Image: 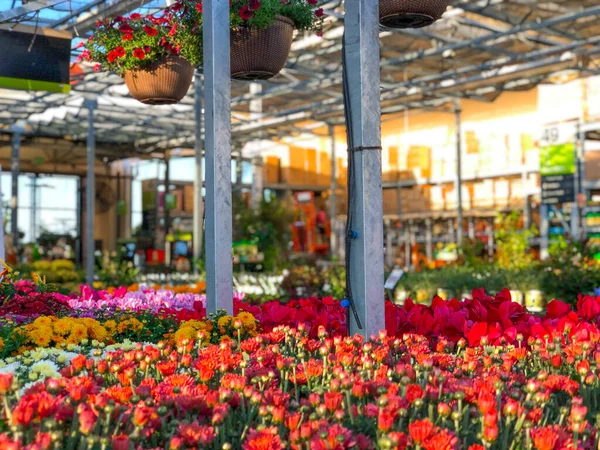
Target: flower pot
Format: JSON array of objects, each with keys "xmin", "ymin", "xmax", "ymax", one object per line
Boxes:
[
  {"xmin": 525, "ymin": 290, "xmax": 545, "ymax": 313},
  {"xmin": 379, "ymin": 0, "xmax": 450, "ymax": 29},
  {"xmin": 124, "ymin": 55, "xmax": 194, "ymax": 105},
  {"xmin": 509, "ymin": 290, "xmax": 524, "ymax": 306},
  {"xmin": 231, "ymin": 15, "xmax": 294, "ymax": 81}
]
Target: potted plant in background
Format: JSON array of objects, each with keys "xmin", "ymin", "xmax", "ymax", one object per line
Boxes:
[
  {"xmin": 82, "ymin": 13, "xmax": 200, "ymax": 104},
  {"xmin": 176, "ymin": 0, "xmax": 325, "ymax": 80}
]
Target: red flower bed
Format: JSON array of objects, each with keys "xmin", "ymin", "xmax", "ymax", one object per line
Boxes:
[
  {"xmin": 2, "ymin": 325, "xmax": 600, "ymax": 449},
  {"xmin": 235, "ymin": 296, "xmax": 348, "ymax": 338},
  {"xmin": 386, "ymin": 289, "xmax": 600, "ymax": 348}
]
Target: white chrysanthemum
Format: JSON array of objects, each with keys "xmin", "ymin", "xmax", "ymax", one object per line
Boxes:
[
  {"xmin": 31, "ymin": 361, "xmax": 61, "ymax": 378},
  {"xmin": 0, "ymin": 362, "xmax": 20, "ymax": 374}
]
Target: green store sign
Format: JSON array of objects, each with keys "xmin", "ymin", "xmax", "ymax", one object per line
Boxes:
[{"xmin": 539, "ymin": 143, "xmax": 576, "ymax": 176}]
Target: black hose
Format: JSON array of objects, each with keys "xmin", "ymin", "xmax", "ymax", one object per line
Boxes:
[{"xmin": 341, "ymin": 28, "xmax": 363, "ymax": 330}]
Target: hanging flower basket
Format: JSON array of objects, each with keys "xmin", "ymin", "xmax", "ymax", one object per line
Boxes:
[
  {"xmin": 124, "ymin": 55, "xmax": 194, "ymax": 105},
  {"xmin": 230, "ymin": 15, "xmax": 295, "ymax": 81},
  {"xmin": 379, "ymin": 0, "xmax": 450, "ymax": 29}
]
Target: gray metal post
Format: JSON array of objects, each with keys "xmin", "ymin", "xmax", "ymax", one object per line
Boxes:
[
  {"xmin": 486, "ymin": 219, "xmax": 494, "ymax": 260},
  {"xmin": 403, "ymin": 223, "xmax": 411, "ymax": 269},
  {"xmin": 467, "ymin": 217, "xmax": 475, "ymax": 240},
  {"xmin": 251, "ymin": 157, "xmax": 263, "ymax": 209},
  {"xmin": 540, "ymin": 204, "xmax": 549, "ymax": 260},
  {"xmin": 164, "ymin": 155, "xmax": 170, "ymax": 243},
  {"xmin": 84, "ymin": 98, "xmax": 97, "ymax": 286},
  {"xmin": 204, "ymin": 0, "xmax": 233, "ymax": 314},
  {"xmin": 345, "ymin": 0, "xmax": 384, "ymax": 337},
  {"xmin": 425, "ymin": 218, "xmax": 433, "ymax": 262},
  {"xmin": 329, "ymin": 124, "xmax": 337, "ymax": 256},
  {"xmin": 454, "ymin": 101, "xmax": 464, "ymax": 247},
  {"xmin": 193, "ymin": 72, "xmax": 205, "ymax": 273},
  {"xmin": 10, "ymin": 131, "xmax": 21, "ymax": 250},
  {"xmin": 572, "ymin": 122, "xmax": 583, "ymax": 241},
  {"xmin": 522, "ymin": 171, "xmax": 530, "ymax": 230}
]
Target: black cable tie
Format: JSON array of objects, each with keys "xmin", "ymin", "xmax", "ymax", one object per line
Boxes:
[{"xmin": 349, "ymin": 146, "xmax": 382, "ymax": 152}]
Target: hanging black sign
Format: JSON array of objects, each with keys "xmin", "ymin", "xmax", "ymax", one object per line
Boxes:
[{"xmin": 541, "ymin": 174, "xmax": 575, "ymax": 205}]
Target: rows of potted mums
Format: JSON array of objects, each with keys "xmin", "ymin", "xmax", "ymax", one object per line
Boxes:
[
  {"xmin": 3, "ymin": 280, "xmax": 600, "ymax": 448},
  {"xmin": 79, "ymin": 0, "xmax": 451, "ymax": 105}
]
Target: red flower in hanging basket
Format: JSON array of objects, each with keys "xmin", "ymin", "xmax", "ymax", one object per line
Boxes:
[
  {"xmin": 144, "ymin": 26, "xmax": 158, "ymax": 36},
  {"xmin": 249, "ymin": 0, "xmax": 262, "ymax": 10},
  {"xmin": 133, "ymin": 48, "xmax": 146, "ymax": 60},
  {"xmin": 122, "ymin": 33, "xmax": 133, "ymax": 41},
  {"xmin": 314, "ymin": 8, "xmax": 324, "ymax": 17},
  {"xmin": 114, "ymin": 46, "xmax": 126, "ymax": 57},
  {"xmin": 119, "ymin": 23, "xmax": 133, "ymax": 33},
  {"xmin": 239, "ymin": 5, "xmax": 253, "ymax": 20},
  {"xmin": 130, "ymin": 13, "xmax": 141, "ymax": 20},
  {"xmin": 195, "ymin": 2, "xmax": 202, "ymax": 13}
]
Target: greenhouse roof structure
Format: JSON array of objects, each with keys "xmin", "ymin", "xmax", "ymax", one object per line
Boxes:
[{"xmin": 1, "ymin": 0, "xmax": 600, "ymax": 160}]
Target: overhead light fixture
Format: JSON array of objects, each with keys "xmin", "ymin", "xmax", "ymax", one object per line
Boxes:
[{"xmin": 544, "ymin": 69, "xmax": 580, "ymax": 85}]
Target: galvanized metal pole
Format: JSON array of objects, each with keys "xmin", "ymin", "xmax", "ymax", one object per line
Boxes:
[
  {"xmin": 345, "ymin": 0, "xmax": 384, "ymax": 337},
  {"xmin": 425, "ymin": 218, "xmax": 433, "ymax": 262},
  {"xmin": 10, "ymin": 131, "xmax": 21, "ymax": 250},
  {"xmin": 540, "ymin": 204, "xmax": 549, "ymax": 260},
  {"xmin": 193, "ymin": 72, "xmax": 204, "ymax": 274},
  {"xmin": 204, "ymin": 0, "xmax": 233, "ymax": 314},
  {"xmin": 85, "ymin": 98, "xmax": 97, "ymax": 286},
  {"xmin": 454, "ymin": 101, "xmax": 464, "ymax": 247},
  {"xmin": 522, "ymin": 171, "xmax": 530, "ymax": 230},
  {"xmin": 164, "ymin": 155, "xmax": 170, "ymax": 245},
  {"xmin": 572, "ymin": 122, "xmax": 583, "ymax": 241},
  {"xmin": 329, "ymin": 124, "xmax": 337, "ymax": 256},
  {"xmin": 486, "ymin": 218, "xmax": 494, "ymax": 260}
]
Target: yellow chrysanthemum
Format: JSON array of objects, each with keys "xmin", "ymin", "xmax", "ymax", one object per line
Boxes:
[
  {"xmin": 89, "ymin": 325, "xmax": 108, "ymax": 342},
  {"xmin": 104, "ymin": 320, "xmax": 117, "ymax": 333},
  {"xmin": 220, "ymin": 335, "xmax": 233, "ymax": 344},
  {"xmin": 69, "ymin": 324, "xmax": 88, "ymax": 341},
  {"xmin": 173, "ymin": 327, "xmax": 196, "ymax": 343},
  {"xmin": 0, "ymin": 337, "xmax": 4, "ymax": 352},
  {"xmin": 217, "ymin": 316, "xmax": 232, "ymax": 329},
  {"xmin": 53, "ymin": 318, "xmax": 73, "ymax": 336},
  {"xmin": 236, "ymin": 312, "xmax": 256, "ymax": 328},
  {"xmin": 32, "ymin": 332, "xmax": 52, "ymax": 348},
  {"xmin": 33, "ymin": 316, "xmax": 54, "ymax": 329}
]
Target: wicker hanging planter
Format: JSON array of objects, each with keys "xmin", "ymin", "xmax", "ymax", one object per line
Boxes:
[
  {"xmin": 124, "ymin": 55, "xmax": 194, "ymax": 105},
  {"xmin": 379, "ymin": 0, "xmax": 450, "ymax": 29},
  {"xmin": 231, "ymin": 15, "xmax": 295, "ymax": 81}
]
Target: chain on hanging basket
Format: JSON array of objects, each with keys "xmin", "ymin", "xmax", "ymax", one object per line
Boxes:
[{"xmin": 379, "ymin": 0, "xmax": 450, "ymax": 29}]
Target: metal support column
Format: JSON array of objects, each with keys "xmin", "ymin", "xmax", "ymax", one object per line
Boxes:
[
  {"xmin": 403, "ymin": 222, "xmax": 411, "ymax": 269},
  {"xmin": 486, "ymin": 218, "xmax": 494, "ymax": 260},
  {"xmin": 572, "ymin": 122, "xmax": 584, "ymax": 241},
  {"xmin": 10, "ymin": 131, "xmax": 21, "ymax": 250},
  {"xmin": 522, "ymin": 171, "xmax": 530, "ymax": 230},
  {"xmin": 251, "ymin": 156, "xmax": 263, "ymax": 209},
  {"xmin": 204, "ymin": 0, "xmax": 233, "ymax": 314},
  {"xmin": 329, "ymin": 124, "xmax": 337, "ymax": 256},
  {"xmin": 454, "ymin": 101, "xmax": 464, "ymax": 247},
  {"xmin": 84, "ymin": 98, "xmax": 97, "ymax": 286},
  {"xmin": 425, "ymin": 218, "xmax": 433, "ymax": 262},
  {"xmin": 540, "ymin": 204, "xmax": 549, "ymax": 260},
  {"xmin": 467, "ymin": 217, "xmax": 475, "ymax": 240},
  {"xmin": 193, "ymin": 71, "xmax": 205, "ymax": 273},
  {"xmin": 164, "ymin": 156, "xmax": 170, "ymax": 243},
  {"xmin": 345, "ymin": 0, "xmax": 384, "ymax": 337}
]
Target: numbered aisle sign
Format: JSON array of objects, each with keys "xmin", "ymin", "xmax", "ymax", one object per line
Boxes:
[{"xmin": 540, "ymin": 123, "xmax": 577, "ymax": 205}]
